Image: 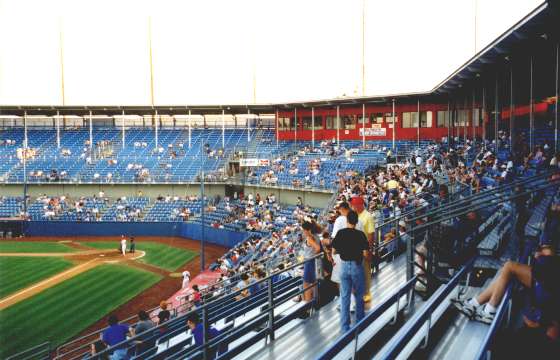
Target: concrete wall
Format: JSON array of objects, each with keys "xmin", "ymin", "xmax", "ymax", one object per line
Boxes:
[{"xmin": 0, "ymin": 183, "xmax": 333, "ymax": 208}]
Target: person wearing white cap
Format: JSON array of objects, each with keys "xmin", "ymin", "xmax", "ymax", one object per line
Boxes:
[{"xmin": 182, "ymin": 270, "xmax": 191, "ymax": 289}]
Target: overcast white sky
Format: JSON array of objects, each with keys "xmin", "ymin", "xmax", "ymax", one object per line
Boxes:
[{"xmin": 0, "ymin": 0, "xmax": 543, "ymax": 105}]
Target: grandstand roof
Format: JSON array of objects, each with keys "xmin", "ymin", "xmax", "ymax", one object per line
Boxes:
[{"xmin": 0, "ymin": 1, "xmax": 557, "ymax": 117}]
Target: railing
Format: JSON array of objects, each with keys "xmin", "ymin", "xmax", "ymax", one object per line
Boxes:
[
  {"xmin": 85, "ymin": 253, "xmax": 324, "ymax": 360},
  {"xmin": 317, "ymin": 276, "xmax": 417, "ymax": 360},
  {"xmin": 374, "ymin": 259, "xmax": 474, "ymax": 359},
  {"xmin": 475, "ymin": 284, "xmax": 513, "ymax": 360},
  {"xmin": 6, "ymin": 342, "xmax": 50, "ymax": 360}
]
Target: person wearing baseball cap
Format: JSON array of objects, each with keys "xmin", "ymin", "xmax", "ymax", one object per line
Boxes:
[{"xmin": 350, "ymin": 195, "xmax": 375, "ymax": 303}]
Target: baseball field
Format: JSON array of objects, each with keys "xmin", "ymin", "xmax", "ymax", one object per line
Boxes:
[{"xmin": 0, "ymin": 237, "xmax": 218, "ymax": 359}]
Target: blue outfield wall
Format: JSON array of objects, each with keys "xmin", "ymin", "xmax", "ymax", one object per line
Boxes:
[{"xmin": 24, "ymin": 221, "xmax": 248, "ymax": 248}]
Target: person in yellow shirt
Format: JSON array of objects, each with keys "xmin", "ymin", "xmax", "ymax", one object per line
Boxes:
[{"xmin": 350, "ymin": 196, "xmax": 375, "ymax": 303}]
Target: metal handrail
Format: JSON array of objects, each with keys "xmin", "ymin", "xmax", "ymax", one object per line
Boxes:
[
  {"xmin": 85, "ymin": 253, "xmax": 324, "ymax": 360},
  {"xmin": 475, "ymin": 284, "xmax": 513, "ymax": 360},
  {"xmin": 6, "ymin": 342, "xmax": 50, "ymax": 360},
  {"xmin": 316, "ymin": 276, "xmax": 417, "ymax": 360},
  {"xmin": 374, "ymin": 259, "xmax": 474, "ymax": 359}
]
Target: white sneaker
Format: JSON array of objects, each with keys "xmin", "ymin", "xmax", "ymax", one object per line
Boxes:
[
  {"xmin": 473, "ymin": 308, "xmax": 495, "ymax": 324},
  {"xmin": 451, "ymin": 298, "xmax": 477, "ymax": 318}
]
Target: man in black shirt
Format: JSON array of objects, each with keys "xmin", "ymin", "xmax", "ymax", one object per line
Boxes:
[{"xmin": 332, "ymin": 211, "xmax": 369, "ymax": 332}]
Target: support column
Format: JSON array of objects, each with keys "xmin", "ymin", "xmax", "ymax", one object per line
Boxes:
[
  {"xmin": 23, "ymin": 111, "xmax": 28, "ymax": 215},
  {"xmin": 417, "ymin": 99, "xmax": 420, "ymax": 147},
  {"xmin": 464, "ymin": 97, "xmax": 468, "ymax": 143},
  {"xmin": 362, "ymin": 103, "xmax": 366, "ymax": 148},
  {"xmin": 188, "ymin": 109, "xmax": 192, "ymax": 149},
  {"xmin": 294, "ymin": 108, "xmax": 297, "ymax": 145},
  {"xmin": 447, "ymin": 101, "xmax": 451, "ymax": 144},
  {"xmin": 555, "ymin": 43, "xmax": 559, "ymax": 152},
  {"xmin": 495, "ymin": 77, "xmax": 499, "ymax": 150},
  {"xmin": 472, "ymin": 89, "xmax": 476, "ymax": 145},
  {"xmin": 529, "ymin": 55, "xmax": 534, "ymax": 151},
  {"xmin": 89, "ymin": 110, "xmax": 93, "ymax": 152},
  {"xmin": 336, "ymin": 106, "xmax": 340, "ymax": 145},
  {"xmin": 311, "ymin": 107, "xmax": 315, "ymax": 148},
  {"xmin": 510, "ymin": 64, "xmax": 514, "ymax": 154},
  {"xmin": 56, "ymin": 110, "xmax": 61, "ymax": 149},
  {"xmin": 275, "ymin": 109, "xmax": 279, "ymax": 148},
  {"xmin": 222, "ymin": 109, "xmax": 225, "ymax": 149},
  {"xmin": 482, "ymin": 86, "xmax": 486, "ymax": 148},
  {"xmin": 392, "ymin": 99, "xmax": 396, "ymax": 150},
  {"xmin": 247, "ymin": 109, "xmax": 251, "ymax": 143},
  {"xmin": 121, "ymin": 110, "xmax": 125, "ymax": 149},
  {"xmin": 154, "ymin": 110, "xmax": 158, "ymax": 150}
]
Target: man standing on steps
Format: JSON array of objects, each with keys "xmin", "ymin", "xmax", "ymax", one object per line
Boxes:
[
  {"xmin": 350, "ymin": 196, "xmax": 375, "ymax": 303},
  {"xmin": 120, "ymin": 235, "xmax": 127, "ymax": 256},
  {"xmin": 332, "ymin": 211, "xmax": 369, "ymax": 332}
]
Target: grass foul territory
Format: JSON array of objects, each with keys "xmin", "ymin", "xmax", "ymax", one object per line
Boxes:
[
  {"xmin": 81, "ymin": 241, "xmax": 198, "ymax": 271},
  {"xmin": 0, "ymin": 264, "xmax": 161, "ymax": 358},
  {"xmin": 0, "ymin": 241, "xmax": 76, "ymax": 253},
  {"xmin": 0, "ymin": 257, "xmax": 74, "ymax": 299}
]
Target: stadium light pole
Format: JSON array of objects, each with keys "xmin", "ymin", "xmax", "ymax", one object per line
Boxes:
[{"xmin": 391, "ymin": 99, "xmax": 396, "ymax": 151}]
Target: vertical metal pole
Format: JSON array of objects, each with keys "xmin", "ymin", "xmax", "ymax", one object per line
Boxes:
[
  {"xmin": 417, "ymin": 99, "xmax": 420, "ymax": 147},
  {"xmin": 510, "ymin": 64, "xmax": 514, "ymax": 154},
  {"xmin": 275, "ymin": 109, "xmax": 279, "ymax": 148},
  {"xmin": 294, "ymin": 108, "xmax": 298, "ymax": 146},
  {"xmin": 311, "ymin": 107, "xmax": 315, "ymax": 148},
  {"xmin": 202, "ymin": 306, "xmax": 209, "ymax": 360},
  {"xmin": 56, "ymin": 110, "xmax": 61, "ymax": 149},
  {"xmin": 362, "ymin": 103, "xmax": 366, "ymax": 148},
  {"xmin": 495, "ymin": 77, "xmax": 499, "ymax": 150},
  {"xmin": 188, "ymin": 109, "xmax": 192, "ymax": 149},
  {"xmin": 529, "ymin": 56, "xmax": 534, "ymax": 151},
  {"xmin": 247, "ymin": 108, "xmax": 251, "ymax": 143},
  {"xmin": 464, "ymin": 97, "xmax": 468, "ymax": 143},
  {"xmin": 23, "ymin": 111, "xmax": 28, "ymax": 215},
  {"xmin": 447, "ymin": 101, "xmax": 451, "ymax": 145},
  {"xmin": 392, "ymin": 99, "xmax": 396, "ymax": 150},
  {"xmin": 555, "ymin": 43, "xmax": 559, "ymax": 152},
  {"xmin": 336, "ymin": 105, "xmax": 340, "ymax": 145},
  {"xmin": 154, "ymin": 110, "xmax": 158, "ymax": 150},
  {"xmin": 472, "ymin": 89, "xmax": 476, "ymax": 145},
  {"xmin": 482, "ymin": 86, "xmax": 486, "ymax": 148},
  {"xmin": 200, "ymin": 139, "xmax": 205, "ymax": 271},
  {"xmin": 89, "ymin": 110, "xmax": 93, "ymax": 152},
  {"xmin": 122, "ymin": 110, "xmax": 125, "ymax": 149},
  {"xmin": 222, "ymin": 109, "xmax": 225, "ymax": 149},
  {"xmin": 267, "ymin": 277, "xmax": 275, "ymax": 341}
]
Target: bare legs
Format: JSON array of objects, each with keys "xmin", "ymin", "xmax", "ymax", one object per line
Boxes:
[{"xmin": 476, "ymin": 261, "xmax": 532, "ymax": 307}]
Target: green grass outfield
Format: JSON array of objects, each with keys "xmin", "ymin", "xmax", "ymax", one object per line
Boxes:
[
  {"xmin": 0, "ymin": 264, "xmax": 161, "ymax": 358},
  {"xmin": 0, "ymin": 257, "xmax": 74, "ymax": 299},
  {"xmin": 0, "ymin": 241, "xmax": 76, "ymax": 253},
  {"xmin": 81, "ymin": 241, "xmax": 198, "ymax": 271}
]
